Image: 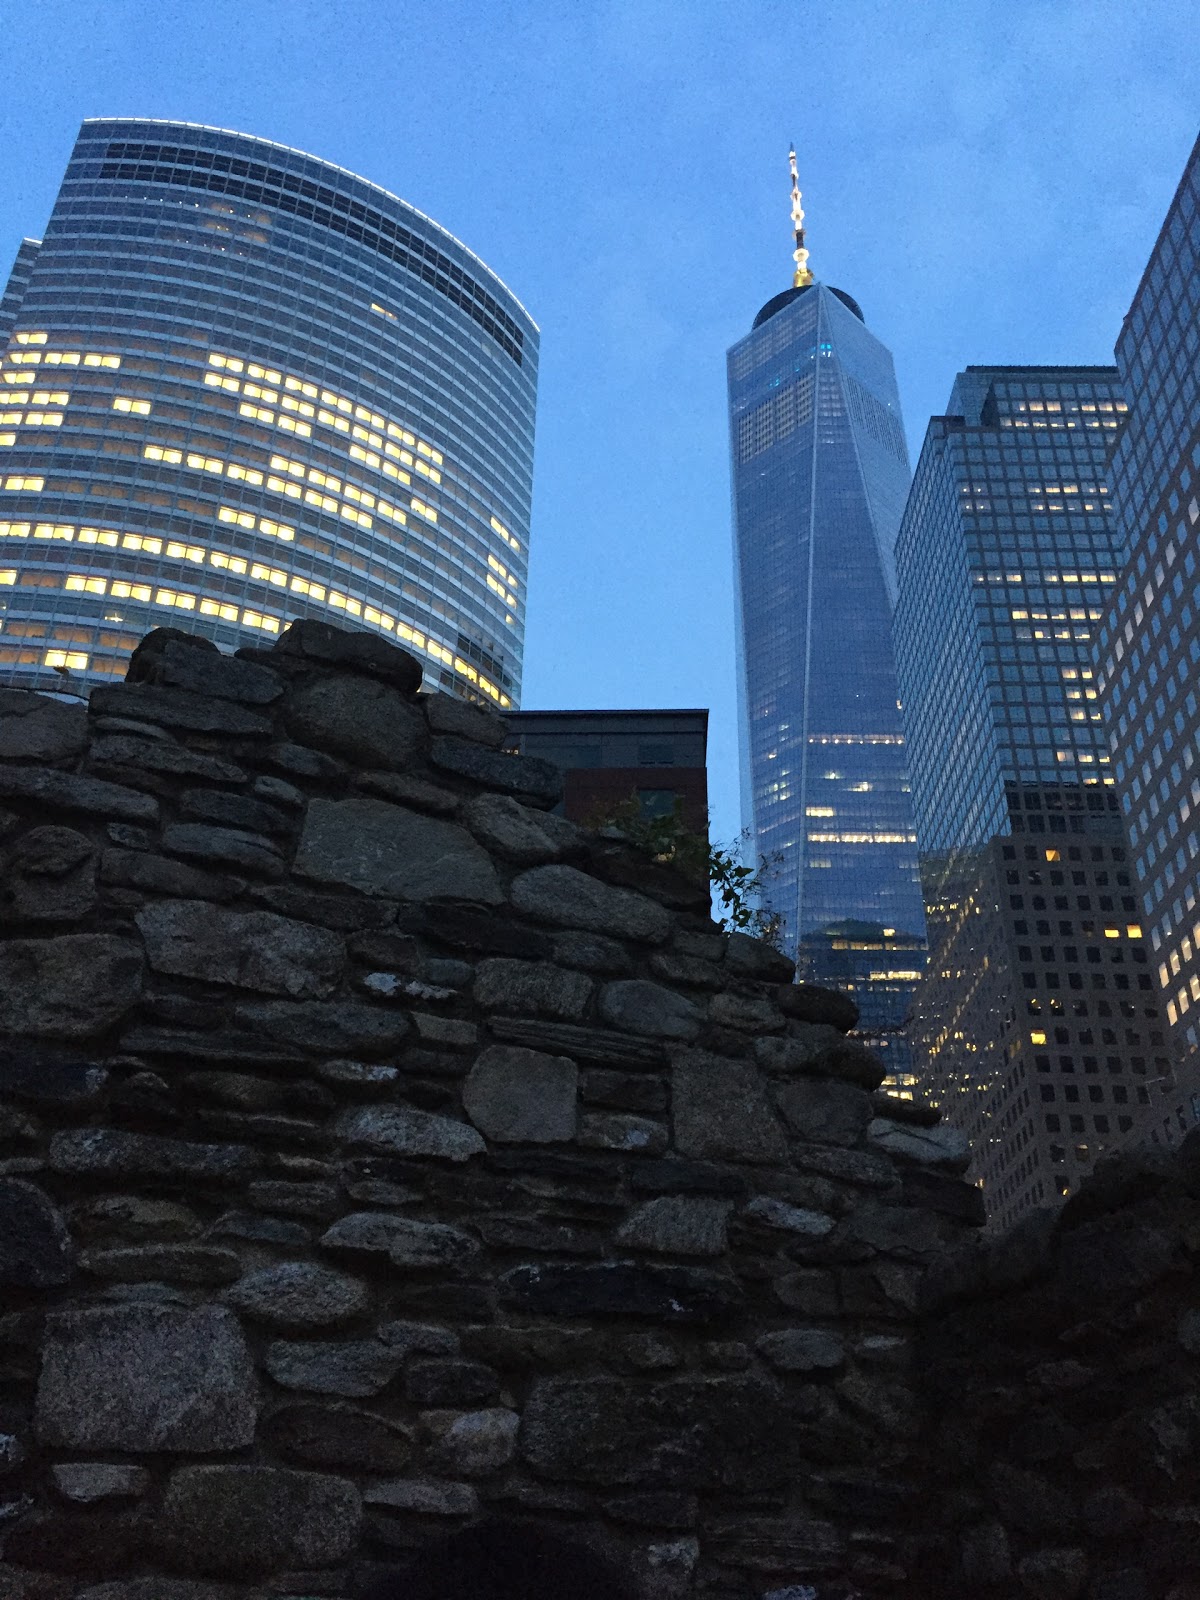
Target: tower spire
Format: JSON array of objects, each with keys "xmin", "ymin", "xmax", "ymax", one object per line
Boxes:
[{"xmin": 789, "ymin": 146, "xmax": 812, "ymax": 288}]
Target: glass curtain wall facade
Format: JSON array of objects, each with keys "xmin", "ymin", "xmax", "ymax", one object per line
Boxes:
[
  {"xmin": 1095, "ymin": 134, "xmax": 1200, "ymax": 1146},
  {"xmin": 896, "ymin": 366, "xmax": 1172, "ymax": 1221},
  {"xmin": 728, "ymin": 281, "xmax": 925, "ymax": 1074},
  {"xmin": 0, "ymin": 119, "xmax": 537, "ymax": 703}
]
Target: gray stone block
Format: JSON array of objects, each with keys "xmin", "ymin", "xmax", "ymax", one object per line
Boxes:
[
  {"xmin": 286, "ymin": 673, "xmax": 425, "ymax": 770},
  {"xmin": 235, "ymin": 998, "xmax": 409, "ymax": 1057},
  {"xmin": 222, "ymin": 1262, "xmax": 370, "ymax": 1329},
  {"xmin": 428, "ymin": 1407, "xmax": 521, "ymax": 1476},
  {"xmin": 867, "ymin": 1117, "xmax": 970, "ymax": 1170},
  {"xmin": 429, "ymin": 736, "xmax": 562, "ymax": 806},
  {"xmin": 776, "ymin": 1078, "xmax": 873, "ymax": 1147},
  {"xmin": 755, "ymin": 1328, "xmax": 845, "ymax": 1371},
  {"xmin": 264, "ymin": 1339, "xmax": 404, "ymax": 1396},
  {"xmin": 336, "ymin": 1104, "xmax": 486, "ymax": 1161},
  {"xmin": 463, "ymin": 1044, "xmax": 578, "ymax": 1143},
  {"xmin": 321, "ymin": 1211, "xmax": 479, "ymax": 1268},
  {"xmin": 90, "ymin": 681, "xmax": 274, "ymax": 735},
  {"xmin": 36, "ymin": 1305, "xmax": 256, "ymax": 1451},
  {"xmin": 136, "ymin": 901, "xmax": 343, "ymax": 997},
  {"xmin": 50, "ymin": 1128, "xmax": 258, "ymax": 1182},
  {"xmin": 617, "ymin": 1196, "xmax": 732, "ymax": 1257},
  {"xmin": 0, "ymin": 1178, "xmax": 74, "ymax": 1287},
  {"xmin": 599, "ymin": 980, "xmax": 703, "ymax": 1040},
  {"xmin": 473, "ymin": 957, "xmax": 593, "ymax": 1020},
  {"xmin": 160, "ymin": 1463, "xmax": 360, "ymax": 1574},
  {"xmin": 295, "ymin": 796, "xmax": 501, "ymax": 902},
  {"xmin": 0, "ymin": 934, "xmax": 142, "ymax": 1039},
  {"xmin": 511, "ymin": 864, "xmax": 672, "ymax": 943},
  {"xmin": 162, "ymin": 823, "xmax": 285, "ymax": 876},
  {"xmin": 272, "ymin": 618, "xmax": 424, "ymax": 693},
  {"xmin": 672, "ymin": 1052, "xmax": 788, "ymax": 1165},
  {"xmin": 51, "ymin": 1463, "xmax": 149, "ymax": 1503},
  {"xmin": 0, "ymin": 688, "xmax": 88, "ymax": 762},
  {"xmin": 465, "ymin": 792, "xmax": 580, "ymax": 862}
]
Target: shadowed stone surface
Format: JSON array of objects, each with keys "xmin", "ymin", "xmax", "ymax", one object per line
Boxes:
[
  {"xmin": 286, "ymin": 674, "xmax": 425, "ymax": 771},
  {"xmin": 136, "ymin": 901, "xmax": 343, "ymax": 997},
  {"xmin": 222, "ymin": 1263, "xmax": 370, "ymax": 1329},
  {"xmin": 510, "ymin": 865, "xmax": 672, "ymax": 943},
  {"xmin": 672, "ymin": 1053, "xmax": 788, "ymax": 1165},
  {"xmin": 160, "ymin": 1464, "xmax": 360, "ymax": 1574},
  {"xmin": 335, "ymin": 1104, "xmax": 486, "ymax": 1161},
  {"xmin": 0, "ymin": 1178, "xmax": 74, "ymax": 1286},
  {"xmin": 36, "ymin": 1306, "xmax": 256, "ymax": 1451},
  {"xmin": 0, "ymin": 935, "xmax": 142, "ymax": 1039},
  {"xmin": 295, "ymin": 797, "xmax": 502, "ymax": 903},
  {"xmin": 462, "ymin": 1045, "xmax": 578, "ymax": 1142}
]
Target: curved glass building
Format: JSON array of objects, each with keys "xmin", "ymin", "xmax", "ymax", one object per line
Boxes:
[{"xmin": 0, "ymin": 118, "xmax": 538, "ymax": 705}]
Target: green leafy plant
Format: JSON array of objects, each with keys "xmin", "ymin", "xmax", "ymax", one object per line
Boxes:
[{"xmin": 589, "ymin": 797, "xmax": 782, "ymax": 945}]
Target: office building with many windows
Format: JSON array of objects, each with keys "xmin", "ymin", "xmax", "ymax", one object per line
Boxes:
[
  {"xmin": 895, "ymin": 366, "xmax": 1173, "ymax": 1223},
  {"xmin": 0, "ymin": 118, "xmax": 537, "ymax": 704},
  {"xmin": 727, "ymin": 169, "xmax": 925, "ymax": 1068},
  {"xmin": 1096, "ymin": 134, "xmax": 1200, "ymax": 1147}
]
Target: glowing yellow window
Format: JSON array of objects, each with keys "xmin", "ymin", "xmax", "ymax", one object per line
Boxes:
[
  {"xmin": 308, "ymin": 469, "xmax": 342, "ymax": 493},
  {"xmin": 259, "ymin": 519, "xmax": 294, "ymax": 542},
  {"xmin": 145, "ymin": 445, "xmax": 183, "ymax": 464},
  {"xmin": 33, "ymin": 523, "xmax": 74, "ymax": 541},
  {"xmin": 243, "ymin": 383, "xmax": 279, "ymax": 404},
  {"xmin": 267, "ymin": 476, "xmax": 303, "ymax": 500},
  {"xmin": 211, "ymin": 552, "xmax": 249, "ymax": 575},
  {"xmin": 270, "ymin": 455, "xmax": 306, "ymax": 478},
  {"xmin": 14, "ymin": 332, "xmax": 48, "ymax": 345},
  {"xmin": 317, "ymin": 408, "xmax": 351, "ymax": 434},
  {"xmin": 218, "ymin": 507, "xmax": 256, "ymax": 530},
  {"xmin": 209, "ymin": 354, "xmax": 244, "ymax": 373},
  {"xmin": 227, "ymin": 463, "xmax": 263, "ymax": 486},
  {"xmin": 3, "ymin": 476, "xmax": 44, "ymax": 491},
  {"xmin": 370, "ymin": 302, "xmax": 397, "ymax": 321},
  {"xmin": 382, "ymin": 461, "xmax": 411, "ymax": 486},
  {"xmin": 246, "ymin": 364, "xmax": 282, "ymax": 385},
  {"xmin": 277, "ymin": 417, "xmax": 311, "ymax": 437},
  {"xmin": 410, "ymin": 498, "xmax": 437, "ymax": 523},
  {"xmin": 113, "ymin": 397, "xmax": 151, "ymax": 415},
  {"xmin": 200, "ymin": 598, "xmax": 241, "ymax": 621},
  {"xmin": 240, "ymin": 403, "xmax": 274, "ymax": 424},
  {"xmin": 205, "ymin": 374, "xmax": 241, "ymax": 394},
  {"xmin": 44, "ymin": 649, "xmax": 88, "ymax": 670},
  {"xmin": 66, "ymin": 575, "xmax": 109, "ymax": 595},
  {"xmin": 32, "ymin": 390, "xmax": 69, "ymax": 406},
  {"xmin": 345, "ymin": 485, "xmax": 374, "ymax": 508},
  {"xmin": 0, "ymin": 522, "xmax": 31, "ymax": 537},
  {"xmin": 1126, "ymin": 925, "xmax": 1142, "ymax": 939},
  {"xmin": 0, "ymin": 570, "xmax": 16, "ymax": 585},
  {"xmin": 3, "ymin": 373, "xmax": 35, "ymax": 386},
  {"xmin": 320, "ymin": 391, "xmax": 352, "ymax": 413},
  {"xmin": 78, "ymin": 527, "xmax": 119, "ymax": 546},
  {"xmin": 9, "ymin": 352, "xmax": 42, "ymax": 365},
  {"xmin": 242, "ymin": 609, "xmax": 280, "ymax": 632},
  {"xmin": 285, "ymin": 377, "xmax": 319, "ymax": 399},
  {"xmin": 43, "ymin": 352, "xmax": 80, "ymax": 367},
  {"xmin": 186, "ymin": 454, "xmax": 223, "ymax": 474},
  {"xmin": 1103, "ymin": 926, "xmax": 1120, "ymax": 939},
  {"xmin": 165, "ymin": 542, "xmax": 205, "ymax": 564},
  {"xmin": 1044, "ymin": 849, "xmax": 1060, "ymax": 862},
  {"xmin": 250, "ymin": 563, "xmax": 287, "ymax": 587},
  {"xmin": 84, "ymin": 354, "xmax": 121, "ymax": 369},
  {"xmin": 122, "ymin": 535, "xmax": 162, "ymax": 554},
  {"xmin": 304, "ymin": 489, "xmax": 338, "ymax": 513},
  {"xmin": 156, "ymin": 589, "xmax": 196, "ymax": 610},
  {"xmin": 23, "ymin": 412, "xmax": 64, "ymax": 427},
  {"xmin": 387, "ymin": 422, "xmax": 415, "ymax": 446},
  {"xmin": 280, "ymin": 396, "xmax": 315, "ymax": 418}
]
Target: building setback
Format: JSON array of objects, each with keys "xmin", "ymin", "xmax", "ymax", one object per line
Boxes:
[
  {"xmin": 1096, "ymin": 133, "xmax": 1200, "ymax": 1148},
  {"xmin": 896, "ymin": 366, "xmax": 1173, "ymax": 1227},
  {"xmin": 727, "ymin": 163, "xmax": 925, "ymax": 1081},
  {"xmin": 0, "ymin": 118, "xmax": 537, "ymax": 705}
]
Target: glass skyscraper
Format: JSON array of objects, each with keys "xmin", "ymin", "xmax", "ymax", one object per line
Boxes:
[
  {"xmin": 896, "ymin": 366, "xmax": 1172, "ymax": 1224},
  {"xmin": 728, "ymin": 256, "xmax": 925, "ymax": 1085},
  {"xmin": 0, "ymin": 119, "xmax": 537, "ymax": 705},
  {"xmin": 1096, "ymin": 134, "xmax": 1200, "ymax": 1145}
]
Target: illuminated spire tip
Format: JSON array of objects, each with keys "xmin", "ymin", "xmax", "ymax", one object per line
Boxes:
[{"xmin": 789, "ymin": 145, "xmax": 812, "ymax": 289}]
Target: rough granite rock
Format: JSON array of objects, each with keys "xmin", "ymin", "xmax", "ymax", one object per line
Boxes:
[
  {"xmin": 264, "ymin": 1402, "xmax": 413, "ymax": 1471},
  {"xmin": 462, "ymin": 1045, "xmax": 579, "ymax": 1142},
  {"xmin": 429, "ymin": 737, "xmax": 563, "ymax": 807},
  {"xmin": 263, "ymin": 1339, "xmax": 405, "ymax": 1397},
  {"xmin": 136, "ymin": 901, "xmax": 344, "ymax": 998},
  {"xmin": 0, "ymin": 1178, "xmax": 74, "ymax": 1286},
  {"xmin": 321, "ymin": 1211, "xmax": 480, "ymax": 1268},
  {"xmin": 464, "ymin": 792, "xmax": 580, "ymax": 862},
  {"xmin": 428, "ymin": 1407, "xmax": 521, "ymax": 1476},
  {"xmin": 867, "ymin": 1117, "xmax": 970, "ymax": 1171},
  {"xmin": 160, "ymin": 1464, "xmax": 361, "ymax": 1575},
  {"xmin": 0, "ymin": 934, "xmax": 142, "ymax": 1039},
  {"xmin": 36, "ymin": 1305, "xmax": 256, "ymax": 1451},
  {"xmin": 616, "ymin": 1197, "xmax": 733, "ymax": 1258},
  {"xmin": 510, "ymin": 864, "xmax": 672, "ymax": 943},
  {"xmin": 272, "ymin": 619, "xmax": 425, "ymax": 692},
  {"xmin": 222, "ymin": 1262, "xmax": 370, "ymax": 1329},
  {"xmin": 90, "ymin": 681, "xmax": 274, "ymax": 737},
  {"xmin": 234, "ymin": 998, "xmax": 409, "ymax": 1057},
  {"xmin": 51, "ymin": 1464, "xmax": 150, "ymax": 1504},
  {"xmin": 285, "ymin": 672, "xmax": 426, "ymax": 772},
  {"xmin": 776, "ymin": 1078, "xmax": 873, "ymax": 1148},
  {"xmin": 336, "ymin": 1104, "xmax": 486, "ymax": 1161},
  {"xmin": 0, "ymin": 688, "xmax": 88, "ymax": 762},
  {"xmin": 500, "ymin": 1260, "xmax": 743, "ymax": 1322},
  {"xmin": 672, "ymin": 1052, "xmax": 789, "ymax": 1165},
  {"xmin": 473, "ymin": 957, "xmax": 593, "ymax": 1021},
  {"xmin": 295, "ymin": 796, "xmax": 502, "ymax": 903},
  {"xmin": 599, "ymin": 979, "xmax": 703, "ymax": 1040}
]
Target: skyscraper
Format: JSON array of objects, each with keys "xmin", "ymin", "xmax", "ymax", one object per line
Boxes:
[
  {"xmin": 0, "ymin": 119, "xmax": 537, "ymax": 705},
  {"xmin": 1095, "ymin": 133, "xmax": 1200, "ymax": 1147},
  {"xmin": 896, "ymin": 366, "xmax": 1172, "ymax": 1225},
  {"xmin": 727, "ymin": 154, "xmax": 924, "ymax": 1087}
]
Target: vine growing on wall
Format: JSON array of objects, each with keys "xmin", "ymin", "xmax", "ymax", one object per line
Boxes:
[{"xmin": 591, "ymin": 797, "xmax": 783, "ymax": 946}]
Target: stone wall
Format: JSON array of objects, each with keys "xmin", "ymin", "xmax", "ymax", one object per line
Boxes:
[
  {"xmin": 0, "ymin": 622, "xmax": 983, "ymax": 1599},
  {"xmin": 914, "ymin": 1136, "xmax": 1200, "ymax": 1600}
]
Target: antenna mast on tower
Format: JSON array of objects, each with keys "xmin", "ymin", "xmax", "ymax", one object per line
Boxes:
[{"xmin": 789, "ymin": 146, "xmax": 813, "ymax": 288}]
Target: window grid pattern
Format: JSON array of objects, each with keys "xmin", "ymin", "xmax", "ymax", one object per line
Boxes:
[{"xmin": 0, "ymin": 119, "xmax": 537, "ymax": 702}]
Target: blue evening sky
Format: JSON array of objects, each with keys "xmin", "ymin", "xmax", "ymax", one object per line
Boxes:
[{"xmin": 1, "ymin": 1, "xmax": 1195, "ymax": 848}]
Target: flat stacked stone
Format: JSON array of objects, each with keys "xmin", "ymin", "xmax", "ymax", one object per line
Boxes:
[{"xmin": 0, "ymin": 622, "xmax": 985, "ymax": 1599}]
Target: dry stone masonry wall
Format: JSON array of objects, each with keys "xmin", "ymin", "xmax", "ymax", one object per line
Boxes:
[{"xmin": 0, "ymin": 619, "xmax": 1005, "ymax": 1599}]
